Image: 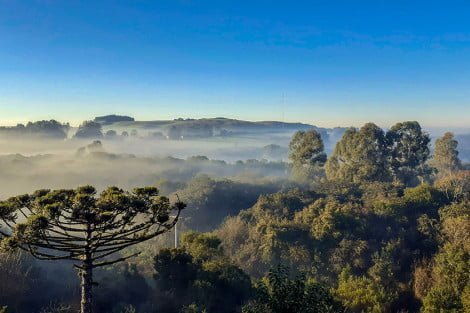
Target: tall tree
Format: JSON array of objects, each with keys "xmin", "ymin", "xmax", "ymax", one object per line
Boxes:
[
  {"xmin": 0, "ymin": 186, "xmax": 185, "ymax": 313},
  {"xmin": 289, "ymin": 129, "xmax": 327, "ymax": 182},
  {"xmin": 432, "ymin": 132, "xmax": 461, "ymax": 177},
  {"xmin": 386, "ymin": 121, "xmax": 431, "ymax": 186},
  {"xmin": 326, "ymin": 123, "xmax": 390, "ymax": 183}
]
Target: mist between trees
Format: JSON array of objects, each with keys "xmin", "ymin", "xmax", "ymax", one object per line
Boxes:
[{"xmin": 0, "ymin": 119, "xmax": 469, "ymax": 313}]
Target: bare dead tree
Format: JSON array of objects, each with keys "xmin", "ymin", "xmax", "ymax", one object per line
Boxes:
[{"xmin": 0, "ymin": 185, "xmax": 185, "ymax": 313}]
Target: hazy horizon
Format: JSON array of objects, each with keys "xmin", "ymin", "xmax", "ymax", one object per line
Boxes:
[{"xmin": 1, "ymin": 114, "xmax": 469, "ymax": 136}]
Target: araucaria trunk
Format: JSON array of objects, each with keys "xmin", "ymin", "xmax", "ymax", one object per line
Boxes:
[{"xmin": 80, "ymin": 261, "xmax": 93, "ymax": 313}]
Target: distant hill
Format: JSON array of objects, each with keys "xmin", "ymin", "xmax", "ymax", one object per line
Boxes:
[
  {"xmin": 99, "ymin": 116, "xmax": 336, "ymax": 140},
  {"xmin": 104, "ymin": 117, "xmax": 311, "ymax": 127},
  {"xmin": 104, "ymin": 117, "xmax": 323, "ymax": 134},
  {"xmin": 94, "ymin": 115, "xmax": 135, "ymax": 124}
]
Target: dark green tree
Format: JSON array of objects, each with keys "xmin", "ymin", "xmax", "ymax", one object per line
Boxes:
[
  {"xmin": 326, "ymin": 123, "xmax": 390, "ymax": 183},
  {"xmin": 421, "ymin": 203, "xmax": 470, "ymax": 313},
  {"xmin": 154, "ymin": 236, "xmax": 253, "ymax": 313},
  {"xmin": 242, "ymin": 265, "xmax": 344, "ymax": 313},
  {"xmin": 432, "ymin": 132, "xmax": 462, "ymax": 177},
  {"xmin": 154, "ymin": 248, "xmax": 198, "ymax": 296},
  {"xmin": 177, "ymin": 175, "xmax": 278, "ymax": 231},
  {"xmin": 336, "ymin": 267, "xmax": 397, "ymax": 313},
  {"xmin": 289, "ymin": 129, "xmax": 327, "ymax": 182},
  {"xmin": 0, "ymin": 186, "xmax": 185, "ymax": 313},
  {"xmin": 387, "ymin": 121, "xmax": 431, "ymax": 186}
]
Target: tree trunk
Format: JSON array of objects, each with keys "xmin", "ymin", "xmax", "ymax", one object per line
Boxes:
[
  {"xmin": 80, "ymin": 254, "xmax": 93, "ymax": 313},
  {"xmin": 80, "ymin": 220, "xmax": 94, "ymax": 313}
]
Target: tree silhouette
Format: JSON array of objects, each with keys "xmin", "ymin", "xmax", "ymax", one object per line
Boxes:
[
  {"xmin": 432, "ymin": 132, "xmax": 462, "ymax": 177},
  {"xmin": 289, "ymin": 129, "xmax": 327, "ymax": 182},
  {"xmin": 0, "ymin": 185, "xmax": 185, "ymax": 313}
]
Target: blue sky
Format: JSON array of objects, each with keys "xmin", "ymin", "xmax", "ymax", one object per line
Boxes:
[{"xmin": 1, "ymin": 0, "xmax": 470, "ymax": 128}]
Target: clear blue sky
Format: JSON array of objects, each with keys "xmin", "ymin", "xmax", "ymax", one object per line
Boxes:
[{"xmin": 1, "ymin": 0, "xmax": 470, "ymax": 128}]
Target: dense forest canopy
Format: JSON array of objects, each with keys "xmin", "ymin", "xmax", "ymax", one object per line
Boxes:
[{"xmin": 0, "ymin": 120, "xmax": 469, "ymax": 313}]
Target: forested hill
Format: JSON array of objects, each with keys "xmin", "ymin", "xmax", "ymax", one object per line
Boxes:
[
  {"xmin": 96, "ymin": 116, "xmax": 335, "ymax": 135},
  {"xmin": 96, "ymin": 115, "xmax": 312, "ymax": 129},
  {"xmin": 0, "ymin": 116, "xmax": 345, "ymax": 141}
]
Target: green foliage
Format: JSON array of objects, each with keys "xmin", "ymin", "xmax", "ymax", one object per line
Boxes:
[
  {"xmin": 435, "ymin": 171, "xmax": 470, "ymax": 202},
  {"xmin": 177, "ymin": 175, "xmax": 280, "ymax": 230},
  {"xmin": 94, "ymin": 264, "xmax": 151, "ymax": 312},
  {"xmin": 289, "ymin": 129, "xmax": 327, "ymax": 183},
  {"xmin": 326, "ymin": 123, "xmax": 390, "ymax": 183},
  {"xmin": 387, "ymin": 121, "xmax": 431, "ymax": 186},
  {"xmin": 325, "ymin": 121, "xmax": 431, "ymax": 186},
  {"xmin": 422, "ymin": 243, "xmax": 469, "ymax": 313},
  {"xmin": 432, "ymin": 132, "xmax": 462, "ymax": 177},
  {"xmin": 336, "ymin": 268, "xmax": 397, "ymax": 313},
  {"xmin": 462, "ymin": 284, "xmax": 470, "ymax": 313},
  {"xmin": 295, "ymin": 198, "xmax": 364, "ymax": 241},
  {"xmin": 0, "ymin": 185, "xmax": 184, "ymax": 313},
  {"xmin": 218, "ymin": 189, "xmax": 316, "ymax": 277},
  {"xmin": 1, "ymin": 186, "xmax": 182, "ymax": 252},
  {"xmin": 182, "ymin": 232, "xmax": 224, "ymax": 262},
  {"xmin": 218, "ymin": 177, "xmax": 460, "ymax": 312},
  {"xmin": 154, "ymin": 249, "xmax": 197, "ymax": 293},
  {"xmin": 153, "ymin": 240, "xmax": 253, "ymax": 313},
  {"xmin": 419, "ymin": 191, "xmax": 470, "ymax": 313},
  {"xmin": 243, "ymin": 265, "xmax": 343, "ymax": 313},
  {"xmin": 422, "ymin": 286, "xmax": 464, "ymax": 313}
]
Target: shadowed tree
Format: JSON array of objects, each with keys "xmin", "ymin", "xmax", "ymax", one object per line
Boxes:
[
  {"xmin": 289, "ymin": 129, "xmax": 327, "ymax": 182},
  {"xmin": 0, "ymin": 186, "xmax": 185, "ymax": 313},
  {"xmin": 387, "ymin": 121, "xmax": 431, "ymax": 186},
  {"xmin": 105, "ymin": 130, "xmax": 118, "ymax": 138},
  {"xmin": 242, "ymin": 265, "xmax": 344, "ymax": 313},
  {"xmin": 431, "ymin": 132, "xmax": 461, "ymax": 177},
  {"xmin": 326, "ymin": 123, "xmax": 390, "ymax": 183}
]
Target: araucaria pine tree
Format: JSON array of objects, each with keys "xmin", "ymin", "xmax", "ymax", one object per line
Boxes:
[{"xmin": 0, "ymin": 185, "xmax": 185, "ymax": 313}]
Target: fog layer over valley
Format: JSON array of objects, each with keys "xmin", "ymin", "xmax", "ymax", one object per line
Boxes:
[{"xmin": 0, "ymin": 116, "xmax": 324, "ymax": 197}]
